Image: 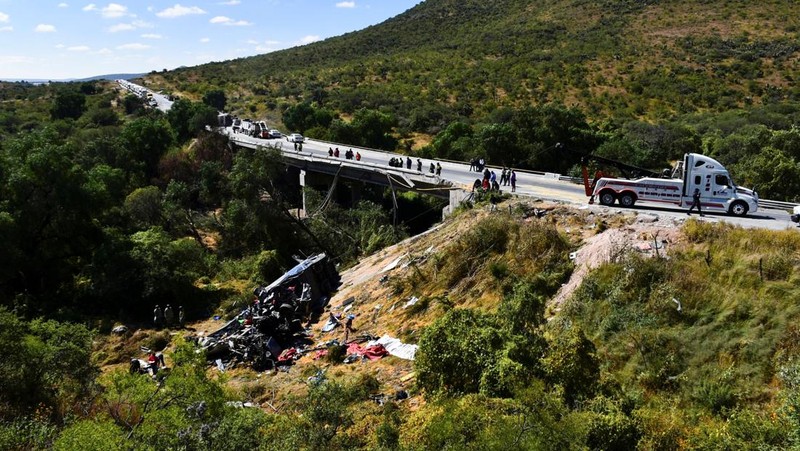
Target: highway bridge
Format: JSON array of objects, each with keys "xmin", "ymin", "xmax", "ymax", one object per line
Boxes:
[
  {"xmin": 117, "ymin": 80, "xmax": 800, "ymax": 231},
  {"xmin": 224, "ymin": 128, "xmax": 799, "ymax": 231}
]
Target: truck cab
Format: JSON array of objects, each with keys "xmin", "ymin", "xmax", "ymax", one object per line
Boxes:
[{"xmin": 679, "ymin": 154, "xmax": 758, "ymax": 216}]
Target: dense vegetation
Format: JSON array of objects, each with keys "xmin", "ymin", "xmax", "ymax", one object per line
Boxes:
[
  {"xmin": 140, "ymin": 0, "xmax": 800, "ymax": 200},
  {"xmin": 5, "ymin": 0, "xmax": 800, "ymax": 446}
]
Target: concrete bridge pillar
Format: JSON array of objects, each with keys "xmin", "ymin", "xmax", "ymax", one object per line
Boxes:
[{"xmin": 443, "ymin": 189, "xmax": 471, "ymax": 218}]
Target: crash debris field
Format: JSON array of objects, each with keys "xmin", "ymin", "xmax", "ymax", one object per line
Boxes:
[{"xmin": 99, "ymin": 199, "xmax": 700, "ymax": 410}]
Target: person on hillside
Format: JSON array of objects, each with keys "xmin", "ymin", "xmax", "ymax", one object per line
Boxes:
[
  {"xmin": 492, "ymin": 180, "xmax": 500, "ymax": 191},
  {"xmin": 417, "ymin": 159, "xmax": 423, "ymax": 172},
  {"xmin": 153, "ymin": 305, "xmax": 163, "ymax": 329},
  {"xmin": 510, "ymin": 170, "xmax": 517, "ymax": 192},
  {"xmin": 482, "ymin": 178, "xmax": 490, "ymax": 191},
  {"xmin": 436, "ymin": 162, "xmax": 442, "ymax": 176},
  {"xmin": 164, "ymin": 304, "xmax": 174, "ymax": 327},
  {"xmin": 483, "ymin": 167, "xmax": 490, "ymax": 181},
  {"xmin": 343, "ymin": 314, "xmax": 356, "ymax": 343},
  {"xmin": 688, "ymin": 188, "xmax": 703, "ymax": 216},
  {"xmin": 472, "ymin": 178, "xmax": 482, "ymax": 192},
  {"xmin": 178, "ymin": 306, "xmax": 185, "ymax": 327}
]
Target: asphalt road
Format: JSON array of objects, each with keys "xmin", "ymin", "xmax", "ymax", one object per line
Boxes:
[{"xmin": 223, "ymin": 128, "xmax": 798, "ymax": 231}]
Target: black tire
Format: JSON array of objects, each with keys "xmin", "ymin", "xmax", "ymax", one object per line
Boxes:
[
  {"xmin": 729, "ymin": 201, "xmax": 748, "ymax": 217},
  {"xmin": 599, "ymin": 191, "xmax": 616, "ymax": 206},
  {"xmin": 619, "ymin": 192, "xmax": 636, "ymax": 207}
]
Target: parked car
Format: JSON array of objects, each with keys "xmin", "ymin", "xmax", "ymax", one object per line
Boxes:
[{"xmin": 287, "ymin": 133, "xmax": 304, "ymax": 143}]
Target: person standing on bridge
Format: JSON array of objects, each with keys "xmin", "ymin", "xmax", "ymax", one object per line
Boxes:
[
  {"xmin": 436, "ymin": 162, "xmax": 442, "ymax": 176},
  {"xmin": 417, "ymin": 159, "xmax": 423, "ymax": 172},
  {"xmin": 334, "ymin": 148, "xmax": 340, "ymax": 158},
  {"xmin": 356, "ymin": 152, "xmax": 361, "ymax": 161},
  {"xmin": 406, "ymin": 157, "xmax": 412, "ymax": 170},
  {"xmin": 510, "ymin": 170, "xmax": 517, "ymax": 193},
  {"xmin": 429, "ymin": 162, "xmax": 435, "ymax": 174},
  {"xmin": 329, "ymin": 147, "xmax": 334, "ymax": 157}
]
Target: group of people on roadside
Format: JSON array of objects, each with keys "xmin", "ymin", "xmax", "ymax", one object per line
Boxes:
[
  {"xmin": 472, "ymin": 166, "xmax": 517, "ymax": 193},
  {"xmin": 328, "ymin": 147, "xmax": 361, "ymax": 161},
  {"xmin": 388, "ymin": 156, "xmax": 442, "ymax": 176}
]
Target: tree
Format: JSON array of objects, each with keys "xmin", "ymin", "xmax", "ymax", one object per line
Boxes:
[
  {"xmin": 202, "ymin": 89, "xmax": 227, "ymax": 111},
  {"xmin": 415, "ymin": 309, "xmax": 505, "ymax": 396},
  {"xmin": 119, "ymin": 117, "xmax": 175, "ymax": 181},
  {"xmin": 51, "ymin": 91, "xmax": 87, "ymax": 119},
  {"xmin": 351, "ymin": 108, "xmax": 397, "ymax": 150}
]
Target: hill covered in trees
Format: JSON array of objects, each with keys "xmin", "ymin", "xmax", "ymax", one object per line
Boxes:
[{"xmin": 142, "ymin": 0, "xmax": 800, "ymax": 201}]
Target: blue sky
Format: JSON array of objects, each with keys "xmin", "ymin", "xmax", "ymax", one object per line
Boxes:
[{"xmin": 0, "ymin": 1, "xmax": 422, "ymax": 80}]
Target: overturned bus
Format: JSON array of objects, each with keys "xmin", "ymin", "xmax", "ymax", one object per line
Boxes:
[{"xmin": 196, "ymin": 253, "xmax": 339, "ymax": 371}]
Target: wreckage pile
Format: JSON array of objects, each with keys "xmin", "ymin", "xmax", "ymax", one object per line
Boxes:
[{"xmin": 194, "ymin": 254, "xmax": 340, "ymax": 371}]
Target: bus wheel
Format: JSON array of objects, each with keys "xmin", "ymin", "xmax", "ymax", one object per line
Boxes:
[
  {"xmin": 729, "ymin": 201, "xmax": 748, "ymax": 217},
  {"xmin": 599, "ymin": 191, "xmax": 616, "ymax": 206},
  {"xmin": 619, "ymin": 193, "xmax": 636, "ymax": 207}
]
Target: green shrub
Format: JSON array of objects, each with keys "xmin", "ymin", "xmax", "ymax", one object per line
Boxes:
[
  {"xmin": 53, "ymin": 418, "xmax": 125, "ymax": 451},
  {"xmin": 582, "ymin": 396, "xmax": 642, "ymax": 451}
]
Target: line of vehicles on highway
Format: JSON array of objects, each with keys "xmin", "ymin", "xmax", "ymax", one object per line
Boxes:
[{"xmin": 219, "ymin": 113, "xmax": 304, "ymax": 143}]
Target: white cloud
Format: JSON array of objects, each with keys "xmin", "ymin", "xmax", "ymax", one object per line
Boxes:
[
  {"xmin": 219, "ymin": 0, "xmax": 240, "ymax": 4},
  {"xmin": 101, "ymin": 3, "xmax": 128, "ymax": 18},
  {"xmin": 108, "ymin": 23, "xmax": 134, "ymax": 32},
  {"xmin": 35, "ymin": 24, "xmax": 57, "ymax": 33},
  {"xmin": 116, "ymin": 42, "xmax": 150, "ymax": 50},
  {"xmin": 68, "ymin": 45, "xmax": 90, "ymax": 51},
  {"xmin": 336, "ymin": 1, "xmax": 355, "ymax": 8},
  {"xmin": 156, "ymin": 4, "xmax": 206, "ymax": 18},
  {"xmin": 107, "ymin": 20, "xmax": 152, "ymax": 32},
  {"xmin": 141, "ymin": 33, "xmax": 162, "ymax": 39},
  {"xmin": 245, "ymin": 39, "xmax": 258, "ymax": 45},
  {"xmin": 82, "ymin": 3, "xmax": 97, "ymax": 11},
  {"xmin": 200, "ymin": 37, "xmax": 209, "ymax": 43},
  {"xmin": 58, "ymin": 3, "xmax": 69, "ymax": 7},
  {"xmin": 96, "ymin": 47, "xmax": 112, "ymax": 55},
  {"xmin": 0, "ymin": 26, "xmax": 12, "ymax": 32},
  {"xmin": 209, "ymin": 16, "xmax": 250, "ymax": 26},
  {"xmin": 55, "ymin": 44, "xmax": 66, "ymax": 49},
  {"xmin": 0, "ymin": 12, "xmax": 9, "ymax": 23},
  {"xmin": 299, "ymin": 35, "xmax": 320, "ymax": 44}
]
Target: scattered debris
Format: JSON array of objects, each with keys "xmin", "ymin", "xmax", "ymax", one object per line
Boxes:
[
  {"xmin": 111, "ymin": 325, "xmax": 129, "ymax": 335},
  {"xmin": 368, "ymin": 335, "xmax": 418, "ymax": 361},
  {"xmin": 403, "ymin": 296, "xmax": 419, "ymax": 309},
  {"xmin": 192, "ymin": 254, "xmax": 340, "ymax": 371}
]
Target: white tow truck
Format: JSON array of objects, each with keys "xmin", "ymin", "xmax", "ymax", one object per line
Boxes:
[{"xmin": 582, "ymin": 153, "xmax": 759, "ymax": 216}]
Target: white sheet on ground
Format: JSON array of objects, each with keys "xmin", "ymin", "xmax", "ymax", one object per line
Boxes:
[{"xmin": 367, "ymin": 335, "xmax": 418, "ymax": 360}]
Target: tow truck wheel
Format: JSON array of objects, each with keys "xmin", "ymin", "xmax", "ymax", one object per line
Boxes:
[
  {"xmin": 599, "ymin": 191, "xmax": 616, "ymax": 206},
  {"xmin": 619, "ymin": 193, "xmax": 636, "ymax": 207},
  {"xmin": 729, "ymin": 201, "xmax": 748, "ymax": 217}
]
